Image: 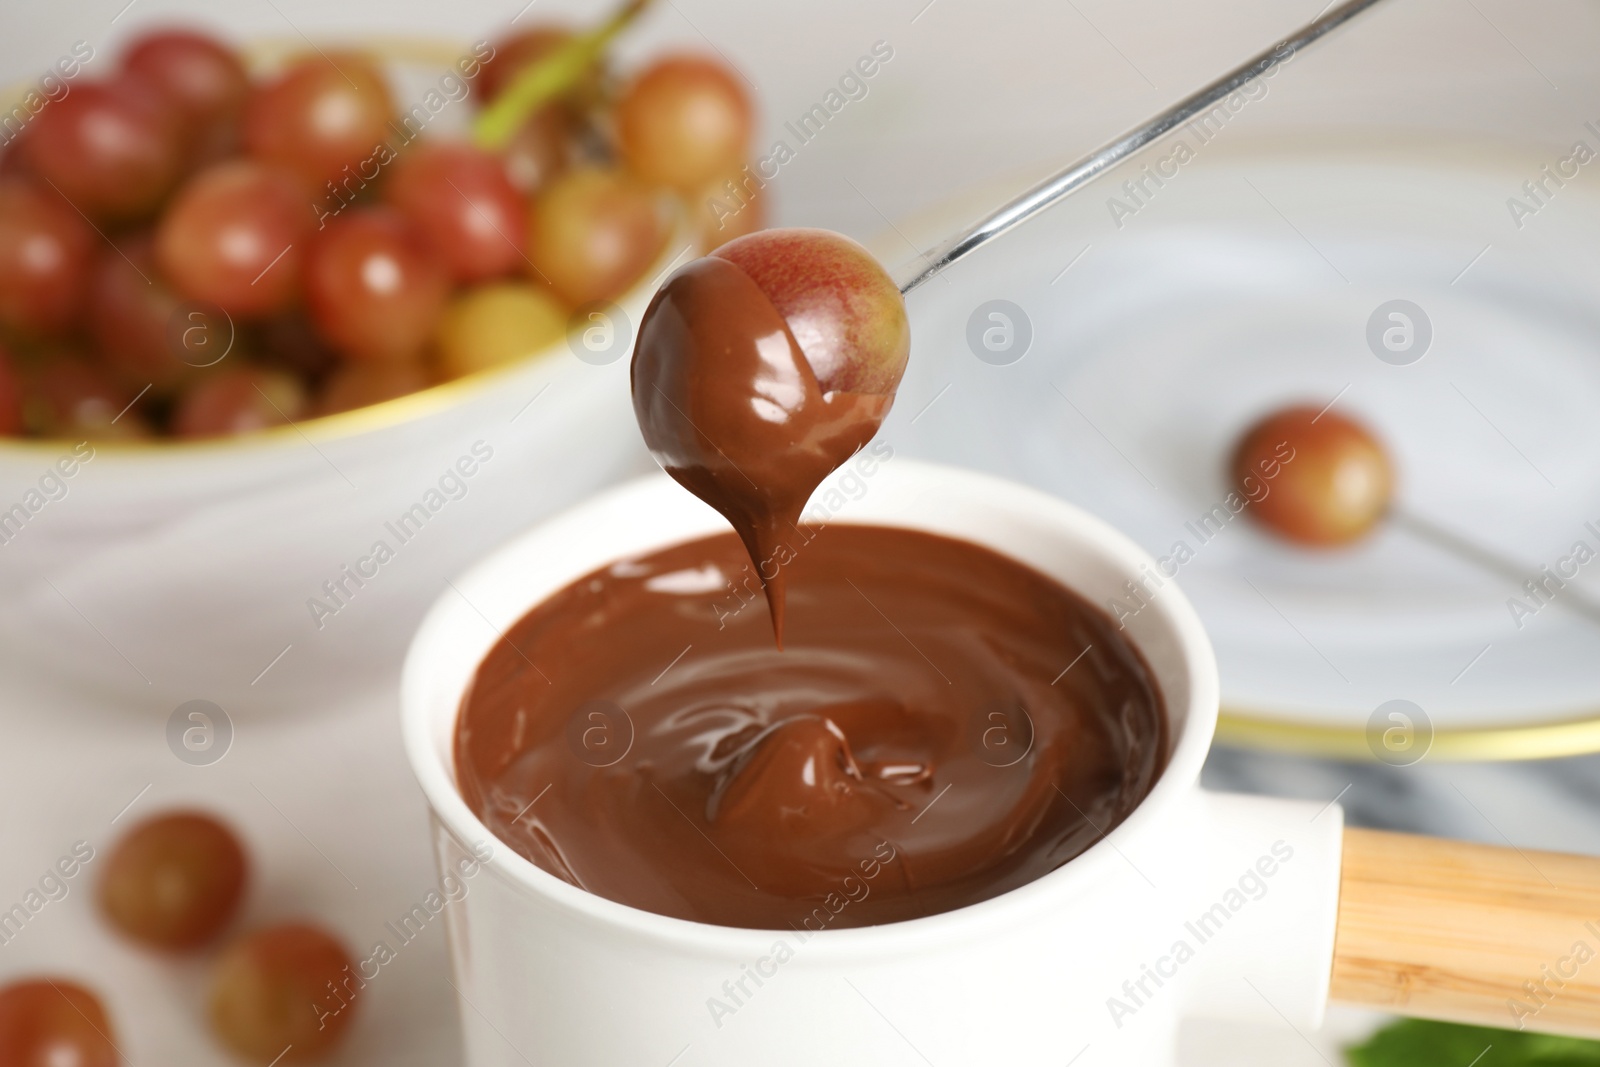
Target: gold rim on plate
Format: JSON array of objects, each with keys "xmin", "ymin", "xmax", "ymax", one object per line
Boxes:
[{"xmin": 1217, "ymin": 708, "xmax": 1600, "ymax": 762}]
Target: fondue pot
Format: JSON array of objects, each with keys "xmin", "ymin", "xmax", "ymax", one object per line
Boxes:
[{"xmin": 402, "ymin": 460, "xmax": 1600, "ymax": 1065}]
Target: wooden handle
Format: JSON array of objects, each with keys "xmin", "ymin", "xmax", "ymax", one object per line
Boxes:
[{"xmin": 1331, "ymin": 827, "xmax": 1600, "ymax": 1037}]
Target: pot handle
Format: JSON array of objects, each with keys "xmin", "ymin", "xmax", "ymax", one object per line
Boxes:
[{"xmin": 1331, "ymin": 827, "xmax": 1600, "ymax": 1038}]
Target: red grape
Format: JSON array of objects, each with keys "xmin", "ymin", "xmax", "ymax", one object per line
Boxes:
[
  {"xmin": 244, "ymin": 53, "xmax": 395, "ymax": 189},
  {"xmin": 479, "ymin": 26, "xmax": 586, "ymax": 103},
  {"xmin": 0, "ymin": 978, "xmax": 119, "ymax": 1067},
  {"xmin": 26, "ymin": 354, "xmax": 151, "ymax": 438},
  {"xmin": 318, "ymin": 360, "xmax": 432, "ymax": 414},
  {"xmin": 385, "ymin": 142, "xmax": 525, "ymax": 283},
  {"xmin": 123, "ymin": 29, "xmax": 250, "ymax": 170},
  {"xmin": 123, "ymin": 29, "xmax": 249, "ymax": 130},
  {"xmin": 252, "ymin": 312, "xmax": 338, "ymax": 381},
  {"xmin": 210, "ymin": 923, "xmax": 358, "ymax": 1063},
  {"xmin": 173, "ymin": 365, "xmax": 307, "ymax": 437},
  {"xmin": 501, "ymin": 107, "xmax": 572, "ymax": 196},
  {"xmin": 526, "ymin": 167, "xmax": 667, "ymax": 307},
  {"xmin": 1232, "ymin": 405, "xmax": 1394, "ymax": 546},
  {"xmin": 0, "ymin": 143, "xmax": 27, "ymax": 178},
  {"xmin": 0, "ymin": 178, "xmax": 95, "ymax": 336},
  {"xmin": 0, "ymin": 341, "xmax": 24, "ymax": 435},
  {"xmin": 712, "ymin": 228, "xmax": 910, "ymax": 394},
  {"xmin": 304, "ymin": 208, "xmax": 448, "ymax": 363},
  {"xmin": 100, "ymin": 810, "xmax": 248, "ymax": 951},
  {"xmin": 616, "ymin": 55, "xmax": 752, "ymax": 193},
  {"xmin": 156, "ymin": 160, "xmax": 311, "ymax": 317},
  {"xmin": 436, "ymin": 283, "xmax": 566, "ymax": 378},
  {"xmin": 88, "ymin": 234, "xmax": 191, "ymax": 391},
  {"xmin": 22, "ymin": 77, "xmax": 185, "ymax": 220}
]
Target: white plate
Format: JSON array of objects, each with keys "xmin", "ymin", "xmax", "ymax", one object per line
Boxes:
[{"xmin": 878, "ymin": 135, "xmax": 1600, "ymax": 749}]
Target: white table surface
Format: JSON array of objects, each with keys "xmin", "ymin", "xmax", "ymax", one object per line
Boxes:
[{"xmin": 7, "ymin": 661, "xmax": 1599, "ymax": 1065}]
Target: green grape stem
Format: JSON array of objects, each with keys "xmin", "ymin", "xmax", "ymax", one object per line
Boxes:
[{"xmin": 472, "ymin": 0, "xmax": 652, "ymax": 150}]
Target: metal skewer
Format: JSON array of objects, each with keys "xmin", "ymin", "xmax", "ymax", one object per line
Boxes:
[
  {"xmin": 1391, "ymin": 509, "xmax": 1600, "ymax": 631},
  {"xmin": 895, "ymin": 0, "xmax": 1394, "ymax": 294},
  {"xmin": 886, "ymin": 0, "xmax": 1600, "ymax": 630}
]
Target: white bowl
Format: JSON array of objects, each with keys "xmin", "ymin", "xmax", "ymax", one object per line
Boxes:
[{"xmin": 0, "ymin": 228, "xmax": 690, "ymax": 716}]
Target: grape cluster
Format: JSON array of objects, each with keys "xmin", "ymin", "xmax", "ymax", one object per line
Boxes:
[{"xmin": 0, "ymin": 18, "xmax": 760, "ymax": 440}]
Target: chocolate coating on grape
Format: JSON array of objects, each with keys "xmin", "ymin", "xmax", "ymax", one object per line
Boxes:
[{"xmin": 632, "ymin": 227, "xmax": 909, "ymax": 643}]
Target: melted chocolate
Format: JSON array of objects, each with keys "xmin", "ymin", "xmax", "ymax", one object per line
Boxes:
[
  {"xmin": 455, "ymin": 525, "xmax": 1167, "ymax": 930},
  {"xmin": 631, "ymin": 257, "xmax": 891, "ymax": 645}
]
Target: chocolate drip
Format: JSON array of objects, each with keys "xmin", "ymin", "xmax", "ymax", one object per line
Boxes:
[{"xmin": 631, "ymin": 256, "xmax": 890, "ymax": 646}]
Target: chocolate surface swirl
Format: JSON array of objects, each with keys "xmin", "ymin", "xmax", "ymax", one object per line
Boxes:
[{"xmin": 456, "ymin": 525, "xmax": 1167, "ymax": 929}]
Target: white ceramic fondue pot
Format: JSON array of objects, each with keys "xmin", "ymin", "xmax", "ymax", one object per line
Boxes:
[{"xmin": 402, "ymin": 458, "xmax": 1600, "ymax": 1066}]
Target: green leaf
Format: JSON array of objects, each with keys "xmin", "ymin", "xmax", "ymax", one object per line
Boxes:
[{"xmin": 1346, "ymin": 1019, "xmax": 1600, "ymax": 1067}]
